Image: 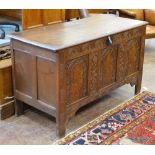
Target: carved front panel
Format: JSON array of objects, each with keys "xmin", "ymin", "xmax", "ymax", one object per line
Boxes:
[
  {"xmin": 63, "ymin": 27, "xmax": 145, "ymax": 117},
  {"xmin": 66, "ymin": 55, "xmax": 88, "ymax": 104},
  {"xmin": 100, "ymin": 46, "xmax": 117, "ymax": 88},
  {"xmin": 127, "ymin": 38, "xmax": 141, "ymax": 75},
  {"xmin": 116, "ymin": 37, "xmax": 141, "ymax": 81}
]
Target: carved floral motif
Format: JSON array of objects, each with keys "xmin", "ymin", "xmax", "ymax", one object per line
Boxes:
[
  {"xmin": 66, "ymin": 56, "xmax": 88, "ymax": 104},
  {"xmin": 89, "ymin": 52, "xmax": 99, "ymax": 94},
  {"xmin": 116, "ymin": 44, "xmax": 128, "ymax": 81}
]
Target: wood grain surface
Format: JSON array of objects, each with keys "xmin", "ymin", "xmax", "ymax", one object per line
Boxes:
[{"xmin": 9, "ymin": 14, "xmax": 147, "ymax": 51}]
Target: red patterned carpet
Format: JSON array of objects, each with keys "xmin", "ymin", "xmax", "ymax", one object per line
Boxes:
[
  {"xmin": 56, "ymin": 91, "xmax": 155, "ymax": 145},
  {"xmin": 113, "ymin": 114, "xmax": 155, "ymax": 144}
]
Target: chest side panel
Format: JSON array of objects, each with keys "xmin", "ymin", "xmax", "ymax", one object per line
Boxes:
[{"xmin": 12, "ymin": 40, "xmax": 58, "ymax": 110}]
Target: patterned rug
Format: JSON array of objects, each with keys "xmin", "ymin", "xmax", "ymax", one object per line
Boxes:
[{"xmin": 56, "ymin": 91, "xmax": 155, "ymax": 145}]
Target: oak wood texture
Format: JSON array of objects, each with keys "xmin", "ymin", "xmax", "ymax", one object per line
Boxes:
[
  {"xmin": 22, "ymin": 10, "xmax": 43, "ymax": 30},
  {"xmin": 0, "ymin": 58, "xmax": 12, "ymax": 70},
  {"xmin": 42, "ymin": 10, "xmax": 65, "ymax": 25},
  {"xmin": 0, "ymin": 59, "xmax": 14, "ymax": 119},
  {"xmin": 9, "ymin": 14, "xmax": 147, "ymax": 51},
  {"xmin": 9, "ymin": 14, "xmax": 147, "ymax": 137}
]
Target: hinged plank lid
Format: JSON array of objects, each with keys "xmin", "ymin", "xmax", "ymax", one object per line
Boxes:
[{"xmin": 8, "ymin": 14, "xmax": 148, "ymax": 51}]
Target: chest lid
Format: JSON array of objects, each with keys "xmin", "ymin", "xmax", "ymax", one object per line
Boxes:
[{"xmin": 8, "ymin": 14, "xmax": 147, "ymax": 52}]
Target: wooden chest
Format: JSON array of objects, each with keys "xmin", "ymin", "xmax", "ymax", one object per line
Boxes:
[
  {"xmin": 0, "ymin": 59, "xmax": 14, "ymax": 120},
  {"xmin": 9, "ymin": 14, "xmax": 147, "ymax": 136}
]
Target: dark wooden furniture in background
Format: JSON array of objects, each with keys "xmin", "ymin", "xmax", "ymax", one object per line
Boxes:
[
  {"xmin": 22, "ymin": 9, "xmax": 66, "ymax": 30},
  {"xmin": 22, "ymin": 9, "xmax": 109, "ymax": 29},
  {"xmin": 119, "ymin": 9, "xmax": 155, "ymax": 39},
  {"xmin": 0, "ymin": 9, "xmax": 66, "ymax": 30},
  {"xmin": 65, "ymin": 9, "xmax": 108, "ymax": 20},
  {"xmin": 0, "ymin": 9, "xmax": 108, "ymax": 30},
  {"xmin": 0, "ymin": 59, "xmax": 14, "ymax": 120},
  {"xmin": 78, "ymin": 9, "xmax": 90, "ymax": 19},
  {"xmin": 0, "ymin": 9, "xmax": 20, "ymax": 39},
  {"xmin": 0, "ymin": 9, "xmax": 22, "ymax": 20},
  {"xmin": 9, "ymin": 14, "xmax": 147, "ymax": 136}
]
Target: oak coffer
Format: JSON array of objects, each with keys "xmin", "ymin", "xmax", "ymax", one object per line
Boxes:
[{"xmin": 9, "ymin": 14, "xmax": 147, "ymax": 137}]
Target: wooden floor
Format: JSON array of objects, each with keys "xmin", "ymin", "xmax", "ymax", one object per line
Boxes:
[{"xmin": 0, "ymin": 39, "xmax": 155, "ymax": 144}]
